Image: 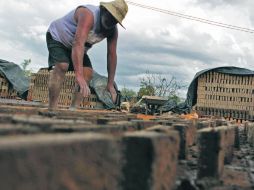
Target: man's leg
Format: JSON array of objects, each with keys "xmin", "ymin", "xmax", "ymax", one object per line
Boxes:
[
  {"xmin": 70, "ymin": 67, "xmax": 93, "ymax": 109},
  {"xmin": 48, "ymin": 63, "xmax": 69, "ymax": 110}
]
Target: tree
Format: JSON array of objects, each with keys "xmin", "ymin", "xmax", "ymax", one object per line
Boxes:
[
  {"xmin": 21, "ymin": 59, "xmax": 32, "ymax": 77},
  {"xmin": 138, "ymin": 85, "xmax": 155, "ymax": 97},
  {"xmin": 121, "ymin": 87, "xmax": 136, "ymax": 98},
  {"xmin": 121, "ymin": 87, "xmax": 137, "ymax": 101},
  {"xmin": 138, "ymin": 71, "xmax": 156, "ymax": 97},
  {"xmin": 168, "ymin": 94, "xmax": 182, "ymax": 104},
  {"xmin": 138, "ymin": 70, "xmax": 186, "ymax": 100}
]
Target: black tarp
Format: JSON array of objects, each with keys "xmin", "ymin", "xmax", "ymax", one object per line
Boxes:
[
  {"xmin": 89, "ymin": 71, "xmax": 119, "ymax": 109},
  {"xmin": 0, "ymin": 59, "xmax": 29, "ymax": 98},
  {"xmin": 161, "ymin": 66, "xmax": 254, "ymax": 114}
]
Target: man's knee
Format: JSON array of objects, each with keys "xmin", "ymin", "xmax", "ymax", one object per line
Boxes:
[{"xmin": 54, "ymin": 63, "xmax": 69, "ymax": 73}]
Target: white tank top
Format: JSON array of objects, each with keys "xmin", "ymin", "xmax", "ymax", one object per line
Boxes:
[{"xmin": 48, "ymin": 5, "xmax": 105, "ymax": 51}]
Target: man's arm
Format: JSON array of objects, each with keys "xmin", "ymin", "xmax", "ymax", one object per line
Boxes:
[
  {"xmin": 106, "ymin": 27, "xmax": 118, "ymax": 103},
  {"xmin": 72, "ymin": 7, "xmax": 93, "ymax": 97}
]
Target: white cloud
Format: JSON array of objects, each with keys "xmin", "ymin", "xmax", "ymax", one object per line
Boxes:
[{"xmin": 0, "ymin": 0, "xmax": 254, "ymax": 98}]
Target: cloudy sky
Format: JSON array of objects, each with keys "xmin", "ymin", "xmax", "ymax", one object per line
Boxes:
[{"xmin": 1, "ymin": 0, "xmax": 254, "ymax": 97}]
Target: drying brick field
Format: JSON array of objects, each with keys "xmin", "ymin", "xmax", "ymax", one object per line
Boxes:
[{"xmin": 0, "ymin": 98, "xmax": 253, "ymax": 190}]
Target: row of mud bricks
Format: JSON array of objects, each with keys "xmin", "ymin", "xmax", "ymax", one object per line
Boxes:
[
  {"xmin": 246, "ymin": 122, "xmax": 254, "ymax": 147},
  {"xmin": 0, "ymin": 104, "xmax": 253, "ymax": 190}
]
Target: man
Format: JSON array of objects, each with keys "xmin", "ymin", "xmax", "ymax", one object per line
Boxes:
[{"xmin": 46, "ymin": 0, "xmax": 128, "ymax": 110}]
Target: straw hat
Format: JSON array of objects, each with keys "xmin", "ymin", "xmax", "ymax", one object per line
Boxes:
[{"xmin": 100, "ymin": 0, "xmax": 128, "ymax": 28}]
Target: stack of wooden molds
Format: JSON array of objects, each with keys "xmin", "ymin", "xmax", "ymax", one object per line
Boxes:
[
  {"xmin": 196, "ymin": 71, "xmax": 254, "ymax": 121},
  {"xmin": 28, "ymin": 69, "xmax": 104, "ymax": 109}
]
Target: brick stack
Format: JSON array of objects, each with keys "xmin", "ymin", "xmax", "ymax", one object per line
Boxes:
[
  {"xmin": 196, "ymin": 71, "xmax": 254, "ymax": 121},
  {"xmin": 0, "ymin": 74, "xmax": 17, "ymax": 99},
  {"xmin": 28, "ymin": 69, "xmax": 104, "ymax": 109},
  {"xmin": 0, "ymin": 104, "xmax": 181, "ymax": 190},
  {"xmin": 0, "ymin": 101, "xmax": 253, "ymax": 189}
]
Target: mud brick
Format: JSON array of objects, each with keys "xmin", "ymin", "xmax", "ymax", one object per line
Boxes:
[
  {"xmin": 42, "ymin": 122, "xmax": 133, "ymax": 135},
  {"xmin": 52, "ymin": 121, "xmax": 153, "ymax": 136},
  {"xmin": 184, "ymin": 120, "xmax": 197, "ymax": 146},
  {"xmin": 11, "ymin": 115, "xmax": 92, "ymax": 128},
  {"xmin": 0, "ymin": 105, "xmax": 41, "ymax": 115},
  {"xmin": 153, "ymin": 118, "xmax": 187, "ymax": 126},
  {"xmin": 108, "ymin": 120, "xmax": 158, "ymax": 132},
  {"xmin": 219, "ymin": 166, "xmax": 253, "ymax": 189},
  {"xmin": 80, "ymin": 121, "xmax": 137, "ymax": 135},
  {"xmin": 108, "ymin": 121, "xmax": 139, "ymax": 135},
  {"xmin": 198, "ymin": 127, "xmax": 227, "ymax": 179},
  {"xmin": 171, "ymin": 122, "xmax": 197, "ymax": 159},
  {"xmin": 3, "ymin": 116, "xmax": 156, "ymax": 136},
  {"xmin": 155, "ymin": 120, "xmax": 175, "ymax": 126},
  {"xmin": 145, "ymin": 125, "xmax": 189, "ymax": 160},
  {"xmin": 106, "ymin": 120, "xmax": 166, "ymax": 135},
  {"xmin": 0, "ymin": 114, "xmax": 13, "ymax": 123},
  {"xmin": 130, "ymin": 120, "xmax": 159, "ymax": 130},
  {"xmin": 108, "ymin": 120, "xmax": 138, "ymax": 126},
  {"xmin": 0, "ymin": 98, "xmax": 43, "ymax": 107},
  {"xmin": 223, "ymin": 126, "xmax": 237, "ymax": 164},
  {"xmin": 122, "ymin": 131, "xmax": 179, "ymax": 190},
  {"xmin": 145, "ymin": 125, "xmax": 171, "ymax": 133},
  {"xmin": 90, "ymin": 123, "xmax": 139, "ymax": 135},
  {"xmin": 244, "ymin": 122, "xmax": 249, "ymax": 135},
  {"xmin": 49, "ymin": 124, "xmax": 101, "ymax": 133},
  {"xmin": 104, "ymin": 113, "xmax": 135, "ymax": 118},
  {"xmin": 246, "ymin": 122, "xmax": 254, "ymax": 146},
  {"xmin": 126, "ymin": 114, "xmax": 139, "ymax": 121},
  {"xmin": 41, "ymin": 109, "xmax": 112, "ymax": 120},
  {"xmin": 50, "ymin": 124, "xmax": 107, "ymax": 134},
  {"xmin": 108, "ymin": 121, "xmax": 148, "ymax": 132},
  {"xmin": 233, "ymin": 125, "xmax": 240, "ymax": 149},
  {"xmin": 159, "ymin": 119, "xmax": 197, "ymax": 142},
  {"xmin": 197, "ymin": 119, "xmax": 216, "ymax": 129},
  {"xmin": 214, "ymin": 118, "xmax": 228, "ymax": 126},
  {"xmin": 228, "ymin": 120, "xmax": 237, "ymax": 125},
  {"xmin": 0, "ymin": 124, "xmax": 41, "ymax": 135},
  {"xmin": 96, "ymin": 117, "xmax": 129, "ymax": 125},
  {"xmin": 158, "ymin": 118, "xmax": 193, "ymax": 126},
  {"xmin": 0, "ymin": 133, "xmax": 123, "ymax": 190}
]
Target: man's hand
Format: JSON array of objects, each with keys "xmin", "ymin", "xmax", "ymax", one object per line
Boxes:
[
  {"xmin": 107, "ymin": 84, "xmax": 117, "ymax": 104},
  {"xmin": 76, "ymin": 76, "xmax": 91, "ymax": 97}
]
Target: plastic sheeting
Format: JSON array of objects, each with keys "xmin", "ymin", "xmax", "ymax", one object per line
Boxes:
[
  {"xmin": 0, "ymin": 59, "xmax": 29, "ymax": 98},
  {"xmin": 89, "ymin": 71, "xmax": 118, "ymax": 109},
  {"xmin": 162, "ymin": 66, "xmax": 254, "ymax": 114}
]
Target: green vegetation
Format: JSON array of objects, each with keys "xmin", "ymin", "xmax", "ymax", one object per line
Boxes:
[
  {"xmin": 21, "ymin": 59, "xmax": 32, "ymax": 77},
  {"xmin": 121, "ymin": 87, "xmax": 137, "ymax": 99}
]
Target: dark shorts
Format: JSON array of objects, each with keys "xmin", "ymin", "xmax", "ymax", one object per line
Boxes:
[{"xmin": 46, "ymin": 32, "xmax": 92, "ymax": 71}]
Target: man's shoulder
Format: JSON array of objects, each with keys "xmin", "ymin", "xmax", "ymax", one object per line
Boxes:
[
  {"xmin": 76, "ymin": 4, "xmax": 99, "ymax": 12},
  {"xmin": 75, "ymin": 4, "xmax": 99, "ymax": 21}
]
